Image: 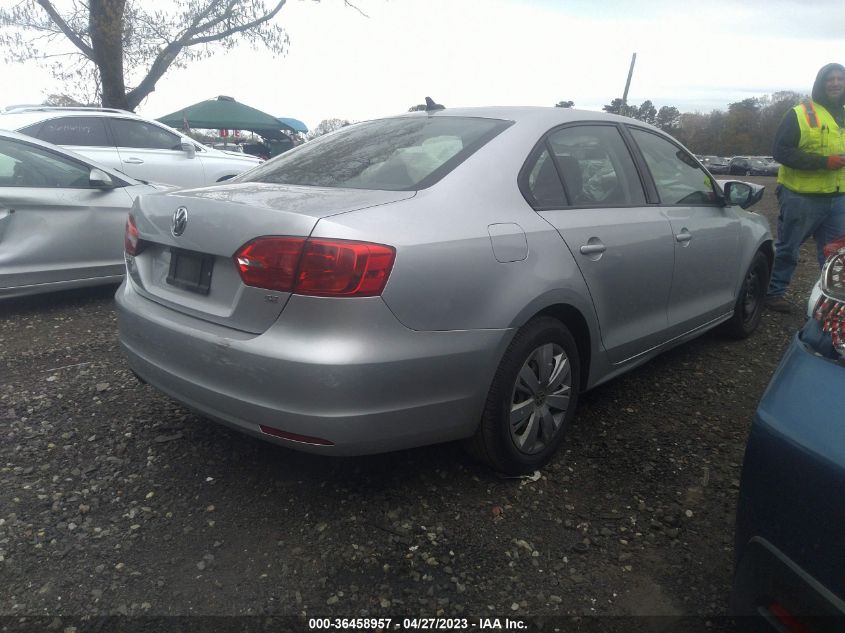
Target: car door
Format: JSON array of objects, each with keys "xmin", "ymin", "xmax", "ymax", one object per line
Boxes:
[
  {"xmin": 19, "ymin": 116, "xmax": 120, "ymax": 172},
  {"xmin": 108, "ymin": 118, "xmax": 205, "ymax": 187},
  {"xmin": 0, "ymin": 136, "xmax": 135, "ymax": 293},
  {"xmin": 527, "ymin": 123, "xmax": 675, "ymax": 364},
  {"xmin": 628, "ymin": 127, "xmax": 741, "ymax": 337}
]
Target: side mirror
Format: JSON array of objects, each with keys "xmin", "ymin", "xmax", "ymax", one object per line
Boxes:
[
  {"xmin": 722, "ymin": 180, "xmax": 764, "ymax": 209},
  {"xmin": 89, "ymin": 168, "xmax": 116, "ymax": 189},
  {"xmin": 181, "ymin": 142, "xmax": 196, "ymax": 159}
]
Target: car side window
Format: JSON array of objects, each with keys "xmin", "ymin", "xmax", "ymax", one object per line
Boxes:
[
  {"xmin": 0, "ymin": 138, "xmax": 95, "ymax": 188},
  {"xmin": 630, "ymin": 128, "xmax": 717, "ymax": 205},
  {"xmin": 546, "ymin": 125, "xmax": 646, "ymax": 206},
  {"xmin": 526, "ymin": 148, "xmax": 566, "ymax": 207},
  {"xmin": 26, "ymin": 117, "xmax": 111, "ymax": 147},
  {"xmin": 110, "ymin": 119, "xmax": 182, "ymax": 151}
]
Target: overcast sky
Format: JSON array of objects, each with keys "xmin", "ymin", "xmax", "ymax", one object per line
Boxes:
[{"xmin": 0, "ymin": 0, "xmax": 839, "ymax": 131}]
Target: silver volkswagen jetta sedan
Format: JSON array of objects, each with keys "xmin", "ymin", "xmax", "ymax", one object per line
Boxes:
[{"xmin": 117, "ymin": 106, "xmax": 772, "ymax": 474}]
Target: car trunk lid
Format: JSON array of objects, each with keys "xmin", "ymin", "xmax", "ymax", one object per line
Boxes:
[{"xmin": 128, "ymin": 182, "xmax": 414, "ymax": 333}]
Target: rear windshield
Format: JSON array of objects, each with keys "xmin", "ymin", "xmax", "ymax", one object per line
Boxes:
[{"xmin": 235, "ymin": 116, "xmax": 512, "ymax": 191}]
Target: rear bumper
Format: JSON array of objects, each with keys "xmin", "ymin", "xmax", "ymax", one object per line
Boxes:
[{"xmin": 116, "ymin": 279, "xmax": 513, "ymax": 455}]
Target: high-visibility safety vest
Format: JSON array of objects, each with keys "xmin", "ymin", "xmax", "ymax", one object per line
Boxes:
[{"xmin": 778, "ymin": 100, "xmax": 845, "ymax": 193}]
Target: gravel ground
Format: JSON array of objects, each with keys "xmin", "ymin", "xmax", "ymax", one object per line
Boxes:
[{"xmin": 0, "ymin": 175, "xmax": 819, "ymax": 631}]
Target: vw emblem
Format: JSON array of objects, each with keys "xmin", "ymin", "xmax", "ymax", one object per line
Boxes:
[{"xmin": 171, "ymin": 206, "xmax": 188, "ymax": 237}]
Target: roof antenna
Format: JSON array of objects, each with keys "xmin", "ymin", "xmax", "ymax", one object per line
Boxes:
[{"xmin": 424, "ymin": 97, "xmax": 444, "ymax": 111}]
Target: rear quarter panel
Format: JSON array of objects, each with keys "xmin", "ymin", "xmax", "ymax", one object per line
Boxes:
[{"xmin": 309, "ymin": 123, "xmax": 604, "ymax": 384}]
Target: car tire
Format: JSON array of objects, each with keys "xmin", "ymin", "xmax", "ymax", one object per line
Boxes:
[
  {"xmin": 466, "ymin": 317, "xmax": 580, "ymax": 475},
  {"xmin": 722, "ymin": 250, "xmax": 770, "ymax": 339}
]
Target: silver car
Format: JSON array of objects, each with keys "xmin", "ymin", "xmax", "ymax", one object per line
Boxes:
[
  {"xmin": 117, "ymin": 107, "xmax": 772, "ymax": 474},
  {"xmin": 0, "ymin": 129, "xmax": 167, "ymax": 299}
]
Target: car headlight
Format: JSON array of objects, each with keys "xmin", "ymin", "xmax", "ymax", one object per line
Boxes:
[{"xmin": 813, "ymin": 244, "xmax": 845, "ymax": 355}]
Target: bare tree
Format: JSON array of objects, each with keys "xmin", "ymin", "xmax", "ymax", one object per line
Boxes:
[
  {"xmin": 0, "ymin": 0, "xmax": 325, "ymax": 111},
  {"xmin": 43, "ymin": 92, "xmax": 90, "ymax": 106},
  {"xmin": 307, "ymin": 118, "xmax": 352, "ymax": 140}
]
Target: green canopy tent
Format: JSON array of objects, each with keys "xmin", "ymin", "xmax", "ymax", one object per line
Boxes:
[
  {"xmin": 276, "ymin": 117, "xmax": 309, "ymax": 134},
  {"xmin": 157, "ymin": 95, "xmax": 295, "ymax": 140}
]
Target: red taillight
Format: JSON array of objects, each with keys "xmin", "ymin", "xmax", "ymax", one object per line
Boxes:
[
  {"xmin": 233, "ymin": 237, "xmax": 395, "ymax": 297},
  {"xmin": 234, "ymin": 237, "xmax": 305, "ymax": 292},
  {"xmin": 815, "ymin": 250, "xmax": 845, "ymax": 355},
  {"xmin": 296, "ymin": 239, "xmax": 396, "ymax": 296},
  {"xmin": 823, "ymin": 234, "xmax": 845, "ymax": 259},
  {"xmin": 124, "ymin": 213, "xmax": 142, "ymax": 256}
]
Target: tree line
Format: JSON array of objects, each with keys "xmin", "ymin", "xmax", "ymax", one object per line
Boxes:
[
  {"xmin": 557, "ymin": 91, "xmax": 806, "ymax": 157},
  {"xmin": 311, "ymin": 93, "xmax": 808, "ymax": 146}
]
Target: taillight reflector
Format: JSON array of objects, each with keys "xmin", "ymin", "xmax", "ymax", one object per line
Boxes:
[
  {"xmin": 259, "ymin": 424, "xmax": 334, "ymax": 446},
  {"xmin": 233, "ymin": 237, "xmax": 395, "ymax": 297},
  {"xmin": 767, "ymin": 602, "xmax": 812, "ymax": 633},
  {"xmin": 124, "ymin": 213, "xmax": 143, "ymax": 256}
]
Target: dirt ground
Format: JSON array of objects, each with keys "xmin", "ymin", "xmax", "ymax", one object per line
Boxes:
[{"xmin": 0, "ymin": 175, "xmax": 818, "ymax": 632}]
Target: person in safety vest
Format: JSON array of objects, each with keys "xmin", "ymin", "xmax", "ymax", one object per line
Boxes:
[{"xmin": 766, "ymin": 62, "xmax": 845, "ymax": 313}]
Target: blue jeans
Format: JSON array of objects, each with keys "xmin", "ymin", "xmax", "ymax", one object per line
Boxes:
[{"xmin": 767, "ymin": 185, "xmax": 845, "ymax": 297}]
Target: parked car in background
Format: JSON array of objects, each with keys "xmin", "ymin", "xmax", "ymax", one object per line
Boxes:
[
  {"xmin": 762, "ymin": 158, "xmax": 781, "ymax": 176},
  {"xmin": 731, "ymin": 234, "xmax": 845, "ymax": 629},
  {"xmin": 729, "ymin": 156, "xmax": 779, "ymax": 176},
  {"xmin": 117, "ymin": 106, "xmax": 772, "ymax": 474},
  {"xmin": 747, "ymin": 158, "xmax": 776, "ymax": 176},
  {"xmin": 0, "ymin": 129, "xmax": 168, "ymax": 299},
  {"xmin": 699, "ymin": 155, "xmax": 730, "ymax": 174},
  {"xmin": 0, "ymin": 106, "xmax": 260, "ymax": 188},
  {"xmin": 729, "ymin": 156, "xmax": 754, "ymax": 175}
]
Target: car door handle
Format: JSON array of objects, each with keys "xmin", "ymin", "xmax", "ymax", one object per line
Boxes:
[
  {"xmin": 123, "ymin": 158, "xmax": 144, "ymax": 164},
  {"xmin": 579, "ymin": 244, "xmax": 607, "ymax": 255},
  {"xmin": 675, "ymin": 230, "xmax": 692, "ymax": 243}
]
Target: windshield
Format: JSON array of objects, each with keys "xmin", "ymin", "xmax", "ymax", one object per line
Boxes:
[{"xmin": 234, "ymin": 116, "xmax": 512, "ymax": 191}]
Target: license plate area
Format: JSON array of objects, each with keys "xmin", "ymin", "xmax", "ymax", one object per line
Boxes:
[{"xmin": 166, "ymin": 248, "xmax": 214, "ymax": 295}]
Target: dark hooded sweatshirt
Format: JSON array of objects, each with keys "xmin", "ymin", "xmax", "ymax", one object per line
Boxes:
[{"xmin": 772, "ymin": 62, "xmax": 845, "ymax": 173}]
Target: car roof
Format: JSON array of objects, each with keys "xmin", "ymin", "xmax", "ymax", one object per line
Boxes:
[
  {"xmin": 394, "ymin": 105, "xmax": 642, "ymax": 127},
  {"xmin": 0, "ymin": 127, "xmax": 142, "ymax": 184},
  {"xmin": 0, "ymin": 107, "xmax": 146, "ymax": 132},
  {"xmin": 2, "ymin": 105, "xmax": 135, "ymax": 115}
]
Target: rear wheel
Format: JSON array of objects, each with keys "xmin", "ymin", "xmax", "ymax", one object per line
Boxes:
[
  {"xmin": 722, "ymin": 250, "xmax": 770, "ymax": 339},
  {"xmin": 466, "ymin": 317, "xmax": 580, "ymax": 474}
]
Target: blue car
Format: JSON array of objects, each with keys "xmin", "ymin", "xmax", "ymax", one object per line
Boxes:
[{"xmin": 731, "ymin": 238, "xmax": 845, "ymax": 630}]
